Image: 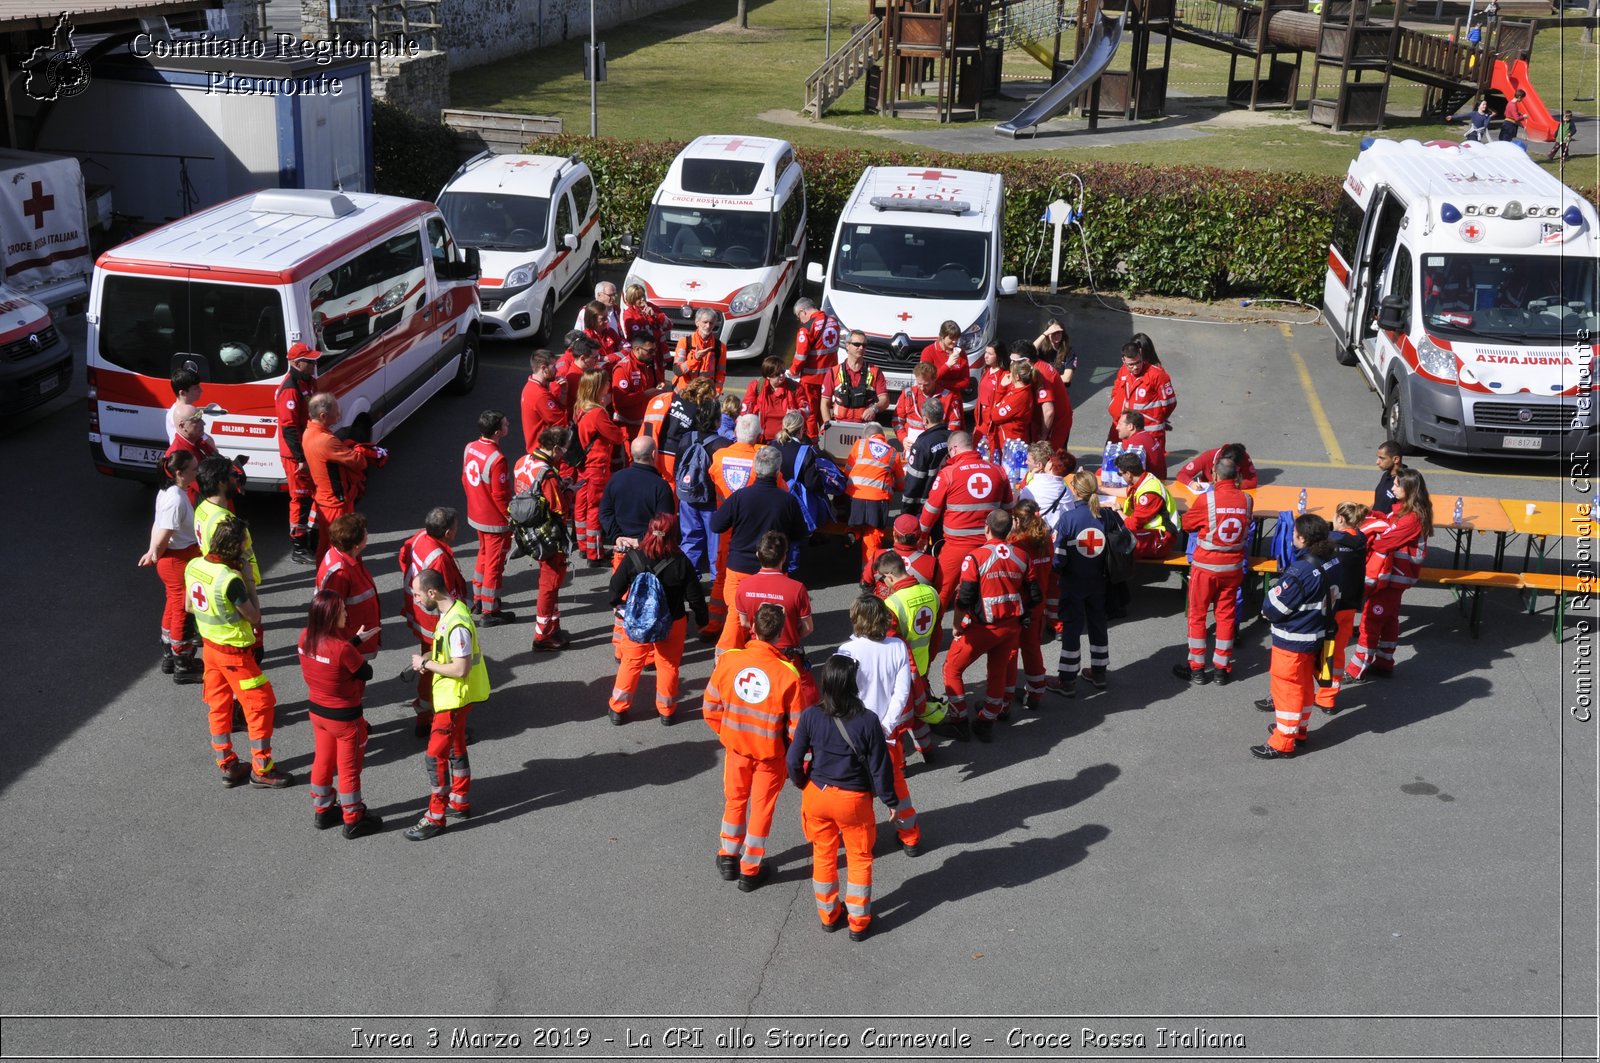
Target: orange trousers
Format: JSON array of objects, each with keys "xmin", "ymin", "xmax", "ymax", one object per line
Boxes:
[
  {"xmin": 1315, "ymin": 609, "xmax": 1356, "ymax": 710},
  {"xmin": 1267, "ymin": 646, "xmax": 1315, "ymax": 753},
  {"xmin": 706, "ymin": 534, "xmax": 732, "ymax": 630},
  {"xmin": 802, "ymin": 781, "xmax": 876, "ymax": 934},
  {"xmin": 201, "ymin": 641, "xmax": 277, "ymax": 773},
  {"xmin": 853, "ymin": 524, "xmax": 886, "ymax": 580},
  {"xmin": 609, "ymin": 617, "xmax": 686, "ymax": 719},
  {"xmin": 887, "ymin": 734, "xmax": 920, "ymax": 847},
  {"xmin": 720, "ymin": 748, "xmax": 786, "ymax": 876},
  {"xmin": 716, "ymin": 567, "xmax": 754, "ymax": 653}
]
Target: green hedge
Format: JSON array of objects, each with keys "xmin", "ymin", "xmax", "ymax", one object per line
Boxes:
[{"xmin": 371, "ymin": 101, "xmax": 461, "ymax": 203}]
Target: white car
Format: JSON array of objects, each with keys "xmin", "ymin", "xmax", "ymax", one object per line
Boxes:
[{"xmin": 437, "ymin": 152, "xmax": 600, "ymax": 343}]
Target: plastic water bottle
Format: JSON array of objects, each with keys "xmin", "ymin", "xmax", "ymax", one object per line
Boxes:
[
  {"xmin": 1297, "ymin": 488, "xmax": 1308, "ymax": 515},
  {"xmin": 1453, "ymin": 496, "xmax": 1464, "ymax": 525}
]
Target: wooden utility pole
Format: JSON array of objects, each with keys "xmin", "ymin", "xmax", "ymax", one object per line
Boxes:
[{"xmin": 737, "ymin": 0, "xmax": 749, "ymax": 28}]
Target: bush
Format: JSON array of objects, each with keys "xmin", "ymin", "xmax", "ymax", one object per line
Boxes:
[{"xmin": 371, "ymin": 101, "xmax": 460, "ymax": 203}]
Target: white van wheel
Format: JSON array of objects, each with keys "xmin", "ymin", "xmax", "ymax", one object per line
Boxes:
[
  {"xmin": 534, "ymin": 293, "xmax": 557, "ymax": 346},
  {"xmin": 447, "ymin": 328, "xmax": 480, "ymax": 395},
  {"xmin": 1383, "ymin": 379, "xmax": 1416, "ymax": 455}
]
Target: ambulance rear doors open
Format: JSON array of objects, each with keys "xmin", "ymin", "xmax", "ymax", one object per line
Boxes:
[{"xmin": 87, "ymin": 189, "xmax": 482, "ymax": 485}]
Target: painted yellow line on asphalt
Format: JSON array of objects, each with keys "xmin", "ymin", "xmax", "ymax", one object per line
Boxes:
[{"xmin": 1283, "ymin": 323, "xmax": 1346, "ymax": 466}]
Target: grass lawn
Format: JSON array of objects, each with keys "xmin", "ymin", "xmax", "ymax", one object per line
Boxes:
[{"xmin": 451, "ymin": 0, "xmax": 1599, "ymax": 178}]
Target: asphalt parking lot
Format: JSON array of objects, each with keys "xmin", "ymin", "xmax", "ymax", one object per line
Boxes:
[{"xmin": 1, "ymin": 281, "xmax": 1593, "ymax": 1061}]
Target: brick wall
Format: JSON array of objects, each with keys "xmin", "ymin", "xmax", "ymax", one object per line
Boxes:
[{"xmin": 372, "ymin": 50, "xmax": 451, "ymax": 118}]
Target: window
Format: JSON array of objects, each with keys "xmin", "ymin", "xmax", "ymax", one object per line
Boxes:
[
  {"xmin": 1388, "ymin": 246, "xmax": 1413, "ymax": 306},
  {"xmin": 680, "ymin": 158, "xmax": 763, "ymax": 196},
  {"xmin": 309, "ymin": 229, "xmax": 427, "ymax": 358},
  {"xmin": 98, "ymin": 276, "xmax": 287, "ymax": 385},
  {"xmin": 437, "ymin": 191, "xmax": 549, "ymax": 251},
  {"xmin": 640, "ymin": 205, "xmax": 774, "ymax": 268},
  {"xmin": 572, "ymin": 173, "xmax": 597, "ymax": 221},
  {"xmin": 1330, "ymin": 193, "xmax": 1362, "ymax": 266},
  {"xmin": 555, "ymin": 193, "xmax": 576, "ymax": 245},
  {"xmin": 778, "ymin": 189, "xmax": 804, "ymax": 259},
  {"xmin": 830, "ymin": 224, "xmax": 990, "ymax": 299},
  {"xmin": 1421, "ymin": 252, "xmax": 1599, "ymax": 340},
  {"xmin": 427, "ymin": 216, "xmax": 456, "ymax": 276}
]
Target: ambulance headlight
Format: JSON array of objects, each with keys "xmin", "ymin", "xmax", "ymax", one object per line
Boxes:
[
  {"xmin": 505, "ymin": 264, "xmax": 535, "ymax": 289},
  {"xmin": 958, "ymin": 308, "xmax": 991, "ymax": 354},
  {"xmin": 1416, "ymin": 335, "xmax": 1457, "ymax": 381},
  {"xmin": 729, "ymin": 283, "xmax": 764, "ymax": 316}
]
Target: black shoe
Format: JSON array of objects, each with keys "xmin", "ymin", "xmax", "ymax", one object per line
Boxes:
[
  {"xmin": 1053, "ymin": 675, "xmax": 1078, "ymax": 700},
  {"xmin": 413, "ymin": 720, "xmax": 430, "ymax": 739},
  {"xmin": 918, "ymin": 745, "xmax": 935, "ymax": 765},
  {"xmin": 1250, "ymin": 743, "xmax": 1296, "ymax": 760},
  {"xmin": 314, "ymin": 806, "xmax": 342, "ymax": 830},
  {"xmin": 821, "ymin": 909, "xmax": 847, "ymax": 933},
  {"xmin": 610, "ymin": 710, "xmax": 627, "ymax": 726},
  {"xmin": 737, "ymin": 864, "xmax": 771, "ymax": 892},
  {"xmin": 1319, "ymin": 703, "xmax": 1341, "ymax": 715},
  {"xmin": 250, "ymin": 767, "xmax": 294, "ymax": 788},
  {"xmin": 849, "ymin": 924, "xmax": 872, "ymax": 943},
  {"xmin": 161, "ymin": 647, "xmax": 176, "ymax": 675},
  {"xmin": 171, "ymin": 661, "xmax": 203, "ymax": 686},
  {"xmin": 1172, "ymin": 663, "xmax": 1210, "ymax": 685},
  {"xmin": 342, "ymin": 812, "xmax": 382, "ymax": 839},
  {"xmin": 930, "ymin": 719, "xmax": 969, "ymax": 742},
  {"xmin": 290, "ymin": 543, "xmax": 315, "ymax": 566},
  {"xmin": 404, "ymin": 819, "xmax": 445, "ymax": 841},
  {"xmin": 971, "ymin": 718, "xmax": 994, "ymax": 743},
  {"xmin": 716, "ymin": 854, "xmax": 738, "ymax": 881},
  {"xmin": 1253, "ymin": 697, "xmax": 1276, "ymax": 713},
  {"xmin": 1025, "ymin": 694, "xmax": 1043, "ymax": 712},
  {"xmin": 1215, "ymin": 669, "xmax": 1234, "ymax": 686},
  {"xmin": 479, "ymin": 610, "xmax": 515, "ymax": 627},
  {"xmin": 444, "ymin": 806, "xmax": 471, "ymax": 821},
  {"xmin": 660, "ymin": 713, "xmax": 675, "ymax": 726},
  {"xmin": 1083, "ymin": 668, "xmax": 1108, "ymax": 690},
  {"xmin": 470, "ymin": 601, "xmax": 483, "ymax": 615},
  {"xmin": 899, "ymin": 837, "xmax": 922, "ymax": 858},
  {"xmin": 219, "ymin": 761, "xmax": 249, "ymax": 788}
]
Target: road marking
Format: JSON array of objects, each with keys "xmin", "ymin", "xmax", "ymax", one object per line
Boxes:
[
  {"xmin": 1284, "ymin": 324, "xmax": 1346, "ymax": 466},
  {"xmin": 1067, "ymin": 442, "xmax": 1561, "ymax": 484}
]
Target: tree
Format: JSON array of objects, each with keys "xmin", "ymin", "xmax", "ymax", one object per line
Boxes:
[
  {"xmin": 737, "ymin": 0, "xmax": 748, "ymax": 28},
  {"xmin": 1582, "ymin": 0, "xmax": 1596, "ymax": 46}
]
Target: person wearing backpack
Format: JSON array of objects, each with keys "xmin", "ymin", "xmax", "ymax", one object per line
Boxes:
[
  {"xmin": 1053, "ymin": 470, "xmax": 1111, "ymax": 700},
  {"xmin": 600, "ymin": 435, "xmax": 679, "ymax": 654},
  {"xmin": 1252, "ymin": 513, "xmax": 1343, "ymax": 760},
  {"xmin": 512, "ymin": 428, "xmax": 574, "ymax": 652},
  {"xmin": 674, "ymin": 402, "xmax": 726, "ymax": 593},
  {"xmin": 607, "ymin": 513, "xmax": 708, "ymax": 726},
  {"xmin": 711, "ymin": 443, "xmax": 808, "ymax": 654}
]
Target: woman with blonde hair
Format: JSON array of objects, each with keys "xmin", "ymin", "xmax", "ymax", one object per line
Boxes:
[
  {"xmin": 1053, "ymin": 469, "xmax": 1110, "ymax": 699},
  {"xmin": 620, "ymin": 282, "xmax": 670, "ymax": 378},
  {"xmin": 574, "ymin": 369, "xmax": 627, "ymax": 563},
  {"xmin": 1006, "ymin": 499, "xmax": 1059, "ymax": 712}
]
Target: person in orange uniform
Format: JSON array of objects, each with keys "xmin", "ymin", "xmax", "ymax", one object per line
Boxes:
[
  {"xmin": 275, "ymin": 342, "xmax": 321, "ymax": 565},
  {"xmin": 1346, "ymin": 469, "xmax": 1433, "ymax": 681},
  {"xmin": 1316, "ymin": 502, "xmax": 1370, "ymax": 714},
  {"xmin": 786, "ymin": 654, "xmax": 899, "ymax": 941},
  {"xmin": 184, "ymin": 518, "xmax": 292, "ymax": 788},
  {"xmin": 893, "ymin": 361, "xmax": 962, "ymax": 451},
  {"xmin": 512, "ymin": 429, "xmax": 574, "ymax": 651},
  {"xmin": 918, "ymin": 319, "xmax": 970, "ymax": 399},
  {"xmin": 1173, "ymin": 455, "xmax": 1253, "ymax": 685},
  {"xmin": 822, "ymin": 331, "xmax": 887, "ymax": 426},
  {"xmin": 1114, "ymin": 451, "xmax": 1179, "ymax": 559},
  {"xmin": 789, "ymin": 298, "xmax": 840, "ymax": 435},
  {"xmin": 574, "ymin": 370, "xmax": 628, "ymax": 563},
  {"xmin": 918, "ymin": 432, "xmax": 1013, "ymax": 616},
  {"xmin": 1005, "ymin": 500, "xmax": 1057, "ymax": 712},
  {"xmin": 942, "ymin": 509, "xmax": 1039, "ymax": 743},
  {"xmin": 703, "ymin": 414, "xmax": 766, "ymax": 639},
  {"xmin": 610, "ymin": 331, "xmax": 660, "ymax": 440},
  {"xmin": 674, "ymin": 309, "xmax": 726, "ymax": 393},
  {"xmin": 398, "ymin": 506, "xmax": 471, "ymax": 736},
  {"xmin": 316, "ymin": 513, "xmax": 382, "ymax": 662},
  {"xmin": 1252, "ymin": 514, "xmax": 1341, "ymax": 760},
  {"xmin": 608, "ymin": 513, "xmax": 708, "ymax": 725},
  {"xmin": 639, "ymin": 386, "xmax": 679, "ymax": 482},
  {"xmin": 520, "ymin": 349, "xmax": 568, "ymax": 454},
  {"xmin": 704, "ymin": 603, "xmax": 808, "ymax": 891},
  {"xmin": 843, "ymin": 423, "xmax": 905, "ymax": 573},
  {"xmin": 461, "ymin": 410, "xmax": 517, "ymax": 623},
  {"xmin": 710, "ymin": 442, "xmax": 805, "ymax": 654},
  {"xmin": 1106, "ymin": 334, "xmax": 1176, "ymax": 446},
  {"xmin": 302, "ymin": 392, "xmax": 369, "ymax": 556},
  {"xmin": 743, "ymin": 355, "xmax": 810, "ymax": 442}
]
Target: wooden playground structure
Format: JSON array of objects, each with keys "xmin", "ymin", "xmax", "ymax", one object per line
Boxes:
[{"xmin": 801, "ymin": 0, "xmax": 1543, "ymax": 132}]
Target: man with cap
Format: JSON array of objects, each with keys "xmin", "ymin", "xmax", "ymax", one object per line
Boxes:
[
  {"xmin": 276, "ymin": 342, "xmax": 321, "ymax": 565},
  {"xmin": 862, "ymin": 513, "xmax": 940, "ymax": 592}
]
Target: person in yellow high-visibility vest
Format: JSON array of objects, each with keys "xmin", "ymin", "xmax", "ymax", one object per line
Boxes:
[
  {"xmin": 184, "ymin": 517, "xmax": 291, "ymax": 788},
  {"xmin": 405, "ymin": 568, "xmax": 491, "ymax": 841}
]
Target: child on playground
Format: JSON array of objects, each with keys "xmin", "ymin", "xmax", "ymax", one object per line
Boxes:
[{"xmin": 1548, "ymin": 110, "xmax": 1577, "ymax": 161}]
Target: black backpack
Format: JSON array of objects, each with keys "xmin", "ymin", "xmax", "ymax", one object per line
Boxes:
[
  {"xmin": 508, "ymin": 463, "xmax": 574, "ymax": 561},
  {"xmin": 1099, "ymin": 509, "xmax": 1137, "ymax": 584}
]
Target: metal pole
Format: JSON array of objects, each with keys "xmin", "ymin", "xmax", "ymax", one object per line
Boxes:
[{"xmin": 589, "ymin": 0, "xmax": 598, "ymax": 137}]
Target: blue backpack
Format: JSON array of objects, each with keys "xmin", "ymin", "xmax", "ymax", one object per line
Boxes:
[
  {"xmin": 790, "ymin": 443, "xmax": 843, "ymax": 534},
  {"xmin": 675, "ymin": 432, "xmax": 714, "ymax": 507},
  {"xmin": 1270, "ymin": 511, "xmax": 1297, "ymax": 571},
  {"xmin": 621, "ymin": 551, "xmax": 674, "ymax": 644}
]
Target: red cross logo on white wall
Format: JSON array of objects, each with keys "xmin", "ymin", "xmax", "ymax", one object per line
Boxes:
[
  {"xmin": 684, "ymin": 280, "xmax": 702, "ymax": 289},
  {"xmin": 1459, "ymin": 222, "xmax": 1484, "ymax": 243},
  {"xmin": 897, "ymin": 311, "xmax": 913, "ymax": 321},
  {"xmin": 22, "ymin": 181, "xmax": 53, "ymax": 230}
]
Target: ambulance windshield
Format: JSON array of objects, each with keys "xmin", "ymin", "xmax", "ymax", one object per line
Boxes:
[
  {"xmin": 640, "ymin": 206, "xmax": 774, "ymax": 269},
  {"xmin": 831, "ymin": 224, "xmax": 989, "ymax": 299},
  {"xmin": 1420, "ymin": 253, "xmax": 1598, "ymax": 340},
  {"xmin": 437, "ymin": 192, "xmax": 550, "ymax": 251},
  {"xmin": 98, "ymin": 276, "xmax": 288, "ymax": 385}
]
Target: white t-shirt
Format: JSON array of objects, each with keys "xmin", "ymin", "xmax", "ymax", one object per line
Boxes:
[
  {"xmin": 447, "ymin": 623, "xmax": 472, "ymax": 660},
  {"xmin": 839, "ymin": 635, "xmax": 913, "ymax": 736},
  {"xmin": 166, "ymin": 401, "xmax": 182, "ymax": 443},
  {"xmin": 1020, "ymin": 473, "xmax": 1076, "ymax": 547},
  {"xmin": 154, "ymin": 485, "xmax": 198, "ymax": 550}
]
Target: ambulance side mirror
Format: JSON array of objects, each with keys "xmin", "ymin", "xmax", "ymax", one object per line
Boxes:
[
  {"xmin": 462, "ymin": 247, "xmax": 481, "ymax": 280},
  {"xmin": 805, "ymin": 262, "xmax": 824, "ymax": 285},
  {"xmin": 999, "ymin": 275, "xmax": 1019, "ymax": 296},
  {"xmin": 1376, "ymin": 294, "xmax": 1408, "ymax": 333}
]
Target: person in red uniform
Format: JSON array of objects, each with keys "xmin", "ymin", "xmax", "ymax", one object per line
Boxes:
[
  {"xmin": 789, "ymin": 298, "xmax": 839, "ymax": 435},
  {"xmin": 1013, "ymin": 339, "xmax": 1071, "ymax": 451},
  {"xmin": 461, "ymin": 409, "xmax": 516, "ymax": 624},
  {"xmin": 1106, "ymin": 334, "xmax": 1176, "ymax": 445},
  {"xmin": 165, "ymin": 404, "xmax": 219, "ymax": 503},
  {"xmin": 621, "ymin": 283, "xmax": 672, "ymax": 380},
  {"xmin": 275, "ymin": 342, "xmax": 321, "ymax": 565},
  {"xmin": 861, "ymin": 513, "xmax": 941, "ymax": 592},
  {"xmin": 581, "ymin": 299, "xmax": 623, "ymax": 367},
  {"xmin": 970, "ymin": 343, "xmax": 1006, "ymax": 447},
  {"xmin": 743, "ymin": 355, "xmax": 810, "ymax": 441},
  {"xmin": 894, "ymin": 361, "xmax": 962, "ymax": 451},
  {"xmin": 299, "ymin": 589, "xmax": 382, "ymax": 838},
  {"xmin": 1346, "ymin": 468, "xmax": 1433, "ymax": 681},
  {"xmin": 302, "ymin": 393, "xmax": 369, "ymax": 556},
  {"xmin": 734, "ymin": 531, "xmax": 813, "ymax": 652},
  {"xmin": 1005, "ymin": 500, "xmax": 1057, "ymax": 711},
  {"xmin": 674, "ymin": 309, "xmax": 726, "ymax": 393},
  {"xmin": 398, "ymin": 506, "xmax": 471, "ymax": 735},
  {"xmin": 942, "ymin": 509, "xmax": 1039, "ymax": 742},
  {"xmin": 1176, "ymin": 442, "xmax": 1258, "ymax": 491},
  {"xmin": 1173, "ymin": 454, "xmax": 1253, "ymax": 685},
  {"xmin": 512, "ymin": 428, "xmax": 573, "ymax": 651},
  {"xmin": 1114, "ymin": 410, "xmax": 1168, "ymax": 482},
  {"xmin": 918, "ymin": 319, "xmax": 970, "ymax": 398},
  {"xmin": 823, "ymin": 331, "xmax": 887, "ymax": 425},
  {"xmin": 919, "ymin": 432, "xmax": 1013, "ymax": 615},
  {"xmin": 986, "ymin": 357, "xmax": 1036, "ymax": 450},
  {"xmin": 842, "ymin": 424, "xmax": 905, "ymax": 573},
  {"xmin": 520, "ymin": 349, "xmax": 567, "ymax": 454},
  {"xmin": 573, "ymin": 370, "xmax": 628, "ymax": 563},
  {"xmin": 1114, "ymin": 451, "xmax": 1179, "ymax": 559},
  {"xmin": 554, "ymin": 336, "xmax": 600, "ymax": 416},
  {"xmin": 316, "ymin": 513, "xmax": 382, "ymax": 661},
  {"xmin": 610, "ymin": 331, "xmax": 660, "ymax": 440}
]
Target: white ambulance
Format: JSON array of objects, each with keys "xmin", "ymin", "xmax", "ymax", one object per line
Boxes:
[
  {"xmin": 622, "ymin": 135, "xmax": 806, "ymax": 360},
  {"xmin": 1324, "ymin": 138, "xmax": 1597, "ymax": 457},
  {"xmin": 87, "ymin": 189, "xmax": 482, "ymax": 485},
  {"xmin": 806, "ymin": 166, "xmax": 1018, "ymax": 396}
]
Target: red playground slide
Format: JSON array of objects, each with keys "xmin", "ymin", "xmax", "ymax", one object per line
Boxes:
[{"xmin": 1493, "ymin": 58, "xmax": 1558, "ymax": 142}]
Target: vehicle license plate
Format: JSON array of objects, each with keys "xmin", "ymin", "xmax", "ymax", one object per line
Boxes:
[
  {"xmin": 121, "ymin": 444, "xmax": 165, "ymax": 464},
  {"xmin": 1502, "ymin": 435, "xmax": 1542, "ymax": 451}
]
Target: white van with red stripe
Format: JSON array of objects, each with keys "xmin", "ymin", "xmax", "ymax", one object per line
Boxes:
[
  {"xmin": 436, "ymin": 152, "xmax": 599, "ymax": 343},
  {"xmin": 87, "ymin": 189, "xmax": 482, "ymax": 484},
  {"xmin": 622, "ymin": 135, "xmax": 805, "ymax": 361},
  {"xmin": 1324, "ymin": 138, "xmax": 1597, "ymax": 457}
]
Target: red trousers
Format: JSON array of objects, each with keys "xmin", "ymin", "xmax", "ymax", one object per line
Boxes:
[
  {"xmin": 716, "ymin": 567, "xmax": 753, "ymax": 653},
  {"xmin": 1316, "ymin": 609, "xmax": 1357, "ymax": 710},
  {"xmin": 943, "ymin": 617, "xmax": 1021, "ymax": 721},
  {"xmin": 155, "ymin": 545, "xmax": 199, "ymax": 651},
  {"xmin": 935, "ymin": 537, "xmax": 984, "ymax": 611},
  {"xmin": 472, "ymin": 530, "xmax": 511, "ymax": 612},
  {"xmin": 423, "ymin": 705, "xmax": 473, "ymax": 826},
  {"xmin": 575, "ymin": 471, "xmax": 606, "ymax": 560},
  {"xmin": 609, "ymin": 617, "xmax": 685, "ymax": 718},
  {"xmin": 802, "ymin": 781, "xmax": 875, "ymax": 933},
  {"xmin": 1348, "ymin": 586, "xmax": 1404, "ymax": 678},
  {"xmin": 534, "ymin": 552, "xmax": 568, "ymax": 644},
  {"xmin": 720, "ymin": 748, "xmax": 785, "ymax": 876},
  {"xmin": 281, "ymin": 458, "xmax": 316, "ymax": 539},
  {"xmin": 1006, "ymin": 610, "xmax": 1047, "ymax": 700},
  {"xmin": 1132, "ymin": 528, "xmax": 1177, "ymax": 559},
  {"xmin": 310, "ymin": 714, "xmax": 368, "ymax": 824},
  {"xmin": 1186, "ymin": 566, "xmax": 1244, "ymax": 673},
  {"xmin": 313, "ymin": 500, "xmax": 355, "ymax": 557},
  {"xmin": 201, "ymin": 641, "xmax": 276, "ymax": 773},
  {"xmin": 1267, "ymin": 646, "xmax": 1315, "ymax": 753},
  {"xmin": 413, "ymin": 636, "xmax": 434, "ymax": 723}
]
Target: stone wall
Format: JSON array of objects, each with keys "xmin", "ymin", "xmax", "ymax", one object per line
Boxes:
[{"xmin": 371, "ymin": 49, "xmax": 451, "ymax": 119}]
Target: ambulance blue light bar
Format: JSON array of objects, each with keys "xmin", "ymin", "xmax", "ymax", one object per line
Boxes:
[
  {"xmin": 870, "ymin": 196, "xmax": 970, "ymax": 215},
  {"xmin": 1565, "ymin": 206, "xmax": 1585, "ymax": 227},
  {"xmin": 1440, "ymin": 203, "xmax": 1462, "ymax": 223}
]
